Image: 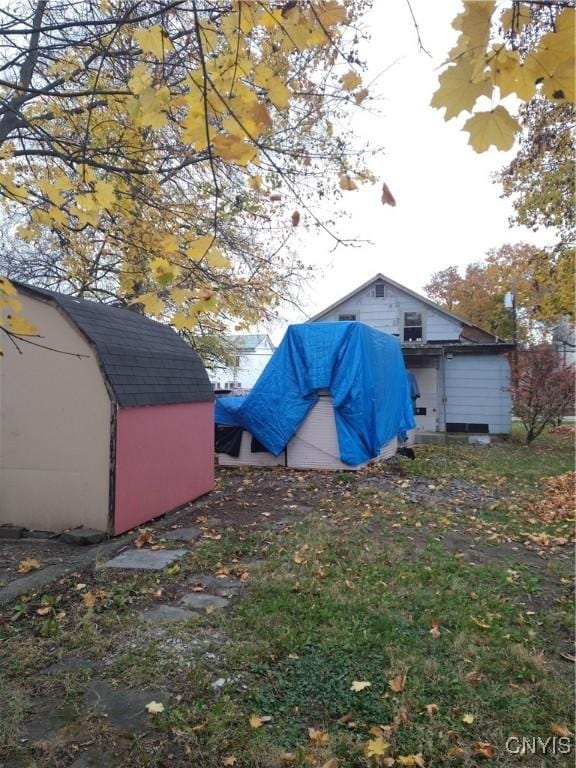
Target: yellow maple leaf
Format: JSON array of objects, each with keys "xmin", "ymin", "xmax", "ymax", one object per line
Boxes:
[
  {"xmin": 452, "ymin": 1, "xmax": 495, "ymax": 50},
  {"xmin": 249, "ymin": 714, "xmax": 263, "ymax": 729},
  {"xmin": 308, "ymin": 727, "xmax": 330, "ymax": 743},
  {"xmin": 139, "ymin": 85, "xmax": 171, "ymax": 130},
  {"xmin": 7, "ymin": 315, "xmax": 37, "ymax": 335},
  {"xmin": 94, "ymin": 180, "xmax": 116, "ymax": 210},
  {"xmin": 340, "ymin": 71, "xmax": 362, "ymax": 91},
  {"xmin": 205, "ymin": 249, "xmax": 231, "ymax": 270},
  {"xmin": 170, "ymin": 288, "xmax": 194, "ymax": 304},
  {"xmin": 267, "ymin": 78, "xmax": 291, "ymax": 110},
  {"xmin": 131, "ymin": 292, "xmax": 165, "ymax": 316},
  {"xmin": 134, "ymin": 25, "xmax": 174, "ymax": 60},
  {"xmin": 535, "ymin": 9, "xmax": 575, "ymax": 71},
  {"xmin": 145, "ymin": 701, "xmax": 165, "ymax": 714},
  {"xmin": 350, "ymin": 680, "xmax": 371, "ymax": 692},
  {"xmin": 463, "ymin": 106, "xmax": 520, "ymax": 152},
  {"xmin": 317, "ymin": 1, "xmax": 347, "ymax": 26},
  {"xmin": 212, "ymin": 133, "xmax": 258, "ymax": 166},
  {"xmin": 148, "ymin": 257, "xmax": 180, "ymax": 283},
  {"xmin": 17, "ymin": 558, "xmax": 41, "ymax": 574},
  {"xmin": 462, "ymin": 713, "xmax": 475, "ymax": 725},
  {"xmin": 128, "ymin": 63, "xmax": 154, "ymax": 95},
  {"xmin": 541, "ymin": 57, "xmax": 575, "ymax": 103},
  {"xmin": 186, "ymin": 235, "xmax": 214, "ymax": 262},
  {"xmin": 430, "ymin": 59, "xmax": 492, "ymax": 120},
  {"xmin": 171, "ymin": 312, "xmax": 197, "ymax": 331},
  {"xmin": 160, "ymin": 234, "xmax": 179, "ymax": 255},
  {"xmin": 365, "ymin": 736, "xmax": 390, "ymax": 757},
  {"xmin": 498, "ymin": 60, "xmax": 537, "ymax": 101},
  {"xmin": 500, "ymin": 3, "xmax": 531, "ymax": 34},
  {"xmin": 253, "ymin": 63, "xmax": 275, "ymax": 89},
  {"xmin": 397, "ymin": 755, "xmax": 425, "ymax": 767}
]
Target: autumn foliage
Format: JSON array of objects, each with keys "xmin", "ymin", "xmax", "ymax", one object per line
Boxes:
[
  {"xmin": 0, "ymin": 0, "xmax": 374, "ymax": 341},
  {"xmin": 431, "ymin": 2, "xmax": 575, "ymax": 152},
  {"xmin": 511, "ymin": 344, "xmax": 575, "ymax": 444}
]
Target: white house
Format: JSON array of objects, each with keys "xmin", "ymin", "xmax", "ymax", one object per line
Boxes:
[
  {"xmin": 311, "ymin": 273, "xmax": 514, "ymax": 435},
  {"xmin": 209, "ymin": 334, "xmax": 275, "ymax": 392}
]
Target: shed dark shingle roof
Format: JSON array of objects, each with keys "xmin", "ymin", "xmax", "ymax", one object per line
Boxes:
[{"xmin": 17, "ymin": 283, "xmax": 214, "ymax": 408}]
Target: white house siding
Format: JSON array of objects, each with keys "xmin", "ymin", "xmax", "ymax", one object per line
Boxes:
[
  {"xmin": 444, "ymin": 354, "xmax": 512, "ymax": 434},
  {"xmin": 0, "ymin": 294, "xmax": 111, "ymax": 532},
  {"xmin": 211, "ymin": 336, "xmax": 274, "ymax": 391},
  {"xmin": 316, "ymin": 284, "xmax": 461, "ymax": 342}
]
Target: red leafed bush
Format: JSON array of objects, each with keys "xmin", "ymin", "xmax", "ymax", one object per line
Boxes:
[{"xmin": 511, "ymin": 344, "xmax": 575, "ymax": 444}]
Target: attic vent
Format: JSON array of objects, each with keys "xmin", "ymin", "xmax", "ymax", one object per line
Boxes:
[{"xmin": 375, "ymin": 283, "xmax": 386, "ymax": 298}]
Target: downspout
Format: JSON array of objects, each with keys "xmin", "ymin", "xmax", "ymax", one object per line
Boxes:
[{"xmin": 440, "ymin": 349, "xmax": 447, "ymax": 433}]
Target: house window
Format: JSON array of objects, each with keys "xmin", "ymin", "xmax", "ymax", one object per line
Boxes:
[
  {"xmin": 403, "ymin": 312, "xmax": 423, "ymax": 342},
  {"xmin": 375, "ymin": 283, "xmax": 386, "ymax": 298},
  {"xmin": 338, "ymin": 313, "xmax": 356, "ymax": 321}
]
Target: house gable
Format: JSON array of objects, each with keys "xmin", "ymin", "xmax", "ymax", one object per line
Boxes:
[{"xmin": 311, "ymin": 274, "xmax": 498, "ymax": 345}]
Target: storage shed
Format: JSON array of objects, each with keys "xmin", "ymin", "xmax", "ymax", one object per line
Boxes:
[
  {"xmin": 215, "ymin": 322, "xmax": 415, "ymax": 470},
  {"xmin": 0, "ymin": 283, "xmax": 214, "ymax": 535}
]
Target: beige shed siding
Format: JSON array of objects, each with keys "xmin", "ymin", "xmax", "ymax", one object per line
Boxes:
[
  {"xmin": 316, "ymin": 284, "xmax": 462, "ymax": 341},
  {"xmin": 444, "ymin": 355, "xmax": 512, "ymax": 434},
  {"xmin": 0, "ymin": 294, "xmax": 111, "ymax": 532}
]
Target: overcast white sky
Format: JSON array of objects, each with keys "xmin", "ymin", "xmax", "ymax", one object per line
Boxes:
[{"xmin": 269, "ymin": 0, "xmax": 551, "ymax": 338}]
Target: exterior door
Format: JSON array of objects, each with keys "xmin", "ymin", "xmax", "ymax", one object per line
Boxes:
[{"xmin": 410, "ymin": 368, "xmax": 438, "ymax": 431}]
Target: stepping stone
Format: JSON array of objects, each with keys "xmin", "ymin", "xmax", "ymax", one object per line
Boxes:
[
  {"xmin": 103, "ymin": 549, "xmax": 186, "ymax": 570},
  {"xmin": 179, "ymin": 593, "xmax": 230, "ymax": 610},
  {"xmin": 61, "ymin": 527, "xmax": 107, "ymax": 545},
  {"xmin": 161, "ymin": 526, "xmax": 201, "ymax": 542},
  {"xmin": 42, "ymin": 657, "xmax": 94, "ymax": 675},
  {"xmin": 138, "ymin": 605, "xmax": 199, "ymax": 623},
  {"xmin": 69, "ymin": 748, "xmax": 118, "ymax": 768},
  {"xmin": 187, "ymin": 573, "xmax": 245, "ymax": 595},
  {"xmin": 83, "ymin": 679, "xmax": 166, "ymax": 734},
  {"xmin": 22, "ymin": 700, "xmax": 77, "ymax": 743}
]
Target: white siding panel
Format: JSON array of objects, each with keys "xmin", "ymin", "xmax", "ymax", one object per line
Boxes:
[
  {"xmin": 315, "ymin": 283, "xmax": 462, "ymax": 342},
  {"xmin": 444, "ymin": 355, "xmax": 511, "ymax": 433}
]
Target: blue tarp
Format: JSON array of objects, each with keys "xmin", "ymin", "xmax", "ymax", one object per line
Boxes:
[{"xmin": 215, "ymin": 322, "xmax": 415, "ymax": 466}]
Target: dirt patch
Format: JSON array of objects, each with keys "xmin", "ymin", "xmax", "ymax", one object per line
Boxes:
[{"xmin": 0, "ymin": 538, "xmax": 96, "ymax": 587}]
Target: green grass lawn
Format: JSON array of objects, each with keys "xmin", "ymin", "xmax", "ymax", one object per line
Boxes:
[{"xmin": 0, "ymin": 427, "xmax": 574, "ymax": 767}]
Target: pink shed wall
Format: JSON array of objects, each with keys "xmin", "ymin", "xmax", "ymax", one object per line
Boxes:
[{"xmin": 114, "ymin": 401, "xmax": 214, "ymax": 534}]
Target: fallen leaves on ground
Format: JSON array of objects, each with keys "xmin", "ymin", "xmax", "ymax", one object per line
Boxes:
[
  {"xmin": 364, "ymin": 736, "xmax": 390, "ymax": 757},
  {"xmin": 308, "ymin": 727, "xmax": 329, "ymax": 743},
  {"xmin": 134, "ymin": 529, "xmax": 157, "ymax": 548},
  {"xmin": 551, "ymin": 723, "xmax": 573, "ymax": 737},
  {"xmin": 388, "ymin": 674, "xmax": 407, "ymax": 693},
  {"xmin": 17, "ymin": 558, "xmax": 41, "ymax": 574},
  {"xmin": 527, "ymin": 472, "xmax": 575, "ymax": 522},
  {"xmin": 145, "ymin": 701, "xmax": 164, "ymax": 714},
  {"xmin": 462, "ymin": 713, "xmax": 475, "ymax": 725},
  {"xmin": 249, "ymin": 714, "xmax": 272, "ymax": 729},
  {"xmin": 473, "ymin": 741, "xmax": 495, "ymax": 758},
  {"xmin": 350, "ymin": 680, "xmax": 371, "ymax": 692},
  {"xmin": 397, "ymin": 754, "xmax": 425, "ymax": 766}
]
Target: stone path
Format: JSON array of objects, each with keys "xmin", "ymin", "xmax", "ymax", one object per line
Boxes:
[
  {"xmin": 16, "ymin": 521, "xmax": 250, "ymax": 764},
  {"xmin": 103, "ymin": 548, "xmax": 187, "ymax": 570}
]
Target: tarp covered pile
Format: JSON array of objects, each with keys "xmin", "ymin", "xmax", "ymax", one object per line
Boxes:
[{"xmin": 215, "ymin": 322, "xmax": 415, "ymax": 467}]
